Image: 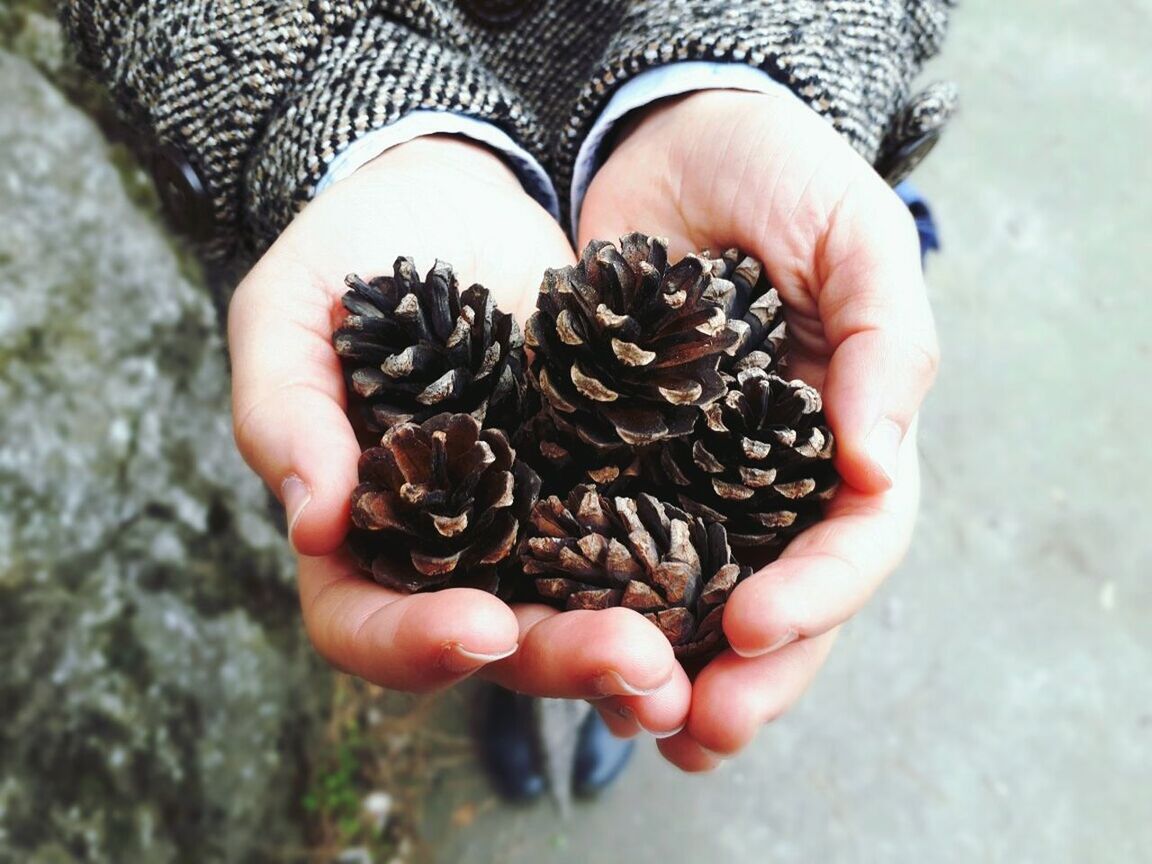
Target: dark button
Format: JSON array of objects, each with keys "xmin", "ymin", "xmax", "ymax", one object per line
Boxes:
[
  {"xmin": 460, "ymin": 0, "xmax": 534, "ymax": 27},
  {"xmin": 878, "ymin": 128, "xmax": 941, "ymax": 187},
  {"xmin": 149, "ymin": 144, "xmax": 215, "ymax": 241}
]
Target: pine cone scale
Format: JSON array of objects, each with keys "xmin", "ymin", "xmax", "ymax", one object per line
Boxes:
[
  {"xmin": 473, "ymin": 515, "xmax": 520, "ymax": 564},
  {"xmin": 570, "ymin": 363, "xmax": 621, "ymax": 402},
  {"xmin": 351, "ymin": 487, "xmax": 407, "ymax": 533},
  {"xmin": 647, "ymin": 608, "xmax": 695, "ymax": 646},
  {"xmin": 602, "ymin": 405, "xmax": 694, "ymax": 446},
  {"xmin": 620, "ymin": 580, "xmax": 663, "ymax": 611},
  {"xmin": 410, "ymin": 548, "xmax": 462, "ymax": 577},
  {"xmin": 610, "ymin": 337, "xmax": 656, "ymax": 366},
  {"xmin": 701, "ymin": 563, "xmax": 741, "ymax": 605},
  {"xmin": 650, "ymin": 561, "xmax": 697, "ymax": 605},
  {"xmin": 570, "ymin": 588, "xmax": 621, "ymax": 610}
]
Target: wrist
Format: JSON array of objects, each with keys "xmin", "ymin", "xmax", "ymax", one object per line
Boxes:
[
  {"xmin": 612, "ymin": 89, "xmax": 794, "ymax": 159},
  {"xmin": 356, "ymin": 134, "xmax": 523, "ymax": 191}
]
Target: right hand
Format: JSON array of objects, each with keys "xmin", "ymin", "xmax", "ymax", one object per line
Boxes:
[
  {"xmin": 577, "ymin": 90, "xmax": 939, "ymax": 768},
  {"xmin": 228, "ymin": 137, "xmax": 689, "ymax": 734}
]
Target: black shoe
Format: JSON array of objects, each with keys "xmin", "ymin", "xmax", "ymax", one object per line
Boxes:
[
  {"xmin": 573, "ymin": 709, "xmax": 636, "ymax": 798},
  {"xmin": 473, "ymin": 685, "xmax": 546, "ymax": 803}
]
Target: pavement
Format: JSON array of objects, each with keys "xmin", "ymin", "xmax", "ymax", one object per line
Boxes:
[{"xmin": 419, "ymin": 2, "xmax": 1152, "ymax": 861}]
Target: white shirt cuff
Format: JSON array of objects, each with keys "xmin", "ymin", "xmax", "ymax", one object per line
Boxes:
[
  {"xmin": 315, "ymin": 110, "xmax": 561, "ymax": 222},
  {"xmin": 570, "ymin": 62, "xmax": 796, "ymax": 236}
]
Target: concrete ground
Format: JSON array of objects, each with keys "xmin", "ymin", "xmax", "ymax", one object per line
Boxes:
[{"xmin": 421, "ymin": 2, "xmax": 1152, "ymax": 861}]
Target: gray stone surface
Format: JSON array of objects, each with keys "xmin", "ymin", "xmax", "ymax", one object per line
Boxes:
[
  {"xmin": 0, "ymin": 51, "xmax": 327, "ymax": 863},
  {"xmin": 422, "ymin": 1, "xmax": 1152, "ymax": 861}
]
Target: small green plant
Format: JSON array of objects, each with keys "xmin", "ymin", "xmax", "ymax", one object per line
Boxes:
[
  {"xmin": 300, "ymin": 676, "xmax": 470, "ymax": 863},
  {"xmin": 303, "ymin": 738, "xmax": 368, "ymax": 842}
]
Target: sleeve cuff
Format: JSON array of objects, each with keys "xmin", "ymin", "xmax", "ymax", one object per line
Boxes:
[
  {"xmin": 570, "ymin": 62, "xmax": 797, "ymax": 235},
  {"xmin": 316, "ymin": 110, "xmax": 561, "ymax": 222}
]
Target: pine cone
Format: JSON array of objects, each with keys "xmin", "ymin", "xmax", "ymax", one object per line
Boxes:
[
  {"xmin": 334, "ymin": 257, "xmax": 525, "ymax": 434},
  {"xmin": 517, "ymin": 403, "xmax": 642, "ymax": 496},
  {"xmin": 525, "ymin": 233, "xmax": 741, "ymax": 448},
  {"xmin": 658, "ymin": 364, "xmax": 839, "ymax": 548},
  {"xmin": 520, "ymin": 487, "xmax": 752, "ymax": 660},
  {"xmin": 349, "ymin": 413, "xmax": 541, "ymax": 595},
  {"xmin": 702, "ymin": 247, "xmax": 788, "ymax": 372}
]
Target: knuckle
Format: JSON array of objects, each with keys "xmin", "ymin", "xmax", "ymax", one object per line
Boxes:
[
  {"xmin": 759, "ymin": 698, "xmax": 790, "ymax": 726},
  {"xmin": 905, "ymin": 332, "xmax": 941, "ymax": 384}
]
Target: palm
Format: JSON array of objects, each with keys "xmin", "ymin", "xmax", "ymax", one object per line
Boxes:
[{"xmin": 578, "ymin": 91, "xmax": 879, "ymax": 393}]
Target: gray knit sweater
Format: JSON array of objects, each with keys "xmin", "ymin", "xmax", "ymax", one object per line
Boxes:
[{"xmin": 61, "ymin": 0, "xmax": 957, "ymax": 264}]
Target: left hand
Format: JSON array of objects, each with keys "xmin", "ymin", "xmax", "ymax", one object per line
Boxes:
[
  {"xmin": 228, "ymin": 137, "xmax": 685, "ymax": 711},
  {"xmin": 578, "ymin": 90, "xmax": 939, "ymax": 770}
]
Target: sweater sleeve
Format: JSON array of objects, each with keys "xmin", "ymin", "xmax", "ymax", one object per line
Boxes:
[
  {"xmin": 59, "ymin": 2, "xmax": 543, "ymax": 262},
  {"xmin": 554, "ymin": 0, "xmax": 958, "ymax": 200}
]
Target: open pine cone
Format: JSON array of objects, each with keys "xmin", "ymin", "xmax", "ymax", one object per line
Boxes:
[
  {"xmin": 702, "ymin": 247, "xmax": 788, "ymax": 372},
  {"xmin": 517, "ymin": 402, "xmax": 643, "ymax": 495},
  {"xmin": 658, "ymin": 364, "xmax": 838, "ymax": 548},
  {"xmin": 334, "ymin": 257, "xmax": 525, "ymax": 433},
  {"xmin": 520, "ymin": 486, "xmax": 752, "ymax": 660},
  {"xmin": 349, "ymin": 412, "xmax": 541, "ymax": 595},
  {"xmin": 525, "ymin": 233, "xmax": 741, "ymax": 448}
]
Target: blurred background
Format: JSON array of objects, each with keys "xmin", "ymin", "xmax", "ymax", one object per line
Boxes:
[{"xmin": 1, "ymin": 1, "xmax": 1148, "ymax": 862}]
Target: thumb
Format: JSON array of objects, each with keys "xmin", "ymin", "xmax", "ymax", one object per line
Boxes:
[
  {"xmin": 817, "ymin": 189, "xmax": 940, "ymax": 493},
  {"xmin": 228, "ymin": 260, "xmax": 360, "ymax": 555}
]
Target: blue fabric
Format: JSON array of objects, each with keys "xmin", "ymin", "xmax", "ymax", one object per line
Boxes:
[{"xmin": 895, "ymin": 181, "xmax": 940, "ymax": 264}]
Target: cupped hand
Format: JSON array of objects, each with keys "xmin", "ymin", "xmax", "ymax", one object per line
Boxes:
[
  {"xmin": 578, "ymin": 90, "xmax": 940, "ymax": 767},
  {"xmin": 229, "ymin": 136, "xmax": 685, "ymax": 708}
]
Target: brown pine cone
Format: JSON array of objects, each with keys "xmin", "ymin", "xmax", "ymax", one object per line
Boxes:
[
  {"xmin": 349, "ymin": 413, "xmax": 541, "ymax": 595},
  {"xmin": 658, "ymin": 364, "xmax": 839, "ymax": 548},
  {"xmin": 333, "ymin": 257, "xmax": 525, "ymax": 434},
  {"xmin": 516, "ymin": 403, "xmax": 643, "ymax": 496},
  {"xmin": 520, "ymin": 486, "xmax": 752, "ymax": 660},
  {"xmin": 525, "ymin": 233, "xmax": 741, "ymax": 448},
  {"xmin": 702, "ymin": 247, "xmax": 788, "ymax": 372}
]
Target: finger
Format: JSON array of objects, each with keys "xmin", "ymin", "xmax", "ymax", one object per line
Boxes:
[
  {"xmin": 594, "ymin": 666, "xmax": 693, "ymax": 739},
  {"xmin": 480, "ymin": 606, "xmax": 678, "ymax": 700},
  {"xmin": 228, "ymin": 256, "xmax": 359, "ymax": 556},
  {"xmin": 656, "ymin": 731, "xmax": 724, "ymax": 773},
  {"xmin": 298, "ymin": 553, "xmax": 520, "ymax": 692},
  {"xmin": 594, "ymin": 702, "xmax": 642, "ymax": 738},
  {"xmin": 724, "ymin": 424, "xmax": 920, "ymax": 658},
  {"xmin": 684, "ymin": 631, "xmax": 838, "ymax": 757},
  {"xmin": 817, "ymin": 186, "xmax": 939, "ymax": 493}
]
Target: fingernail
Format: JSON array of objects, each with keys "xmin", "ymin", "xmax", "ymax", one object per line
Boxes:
[
  {"xmin": 732, "ymin": 628, "xmax": 797, "ymax": 659},
  {"xmin": 281, "ymin": 475, "xmax": 311, "ymax": 550},
  {"xmin": 699, "ymin": 745, "xmax": 729, "ymax": 763},
  {"xmin": 439, "ymin": 641, "xmax": 517, "ymax": 674},
  {"xmin": 864, "ymin": 419, "xmax": 903, "ymax": 485},
  {"xmin": 649, "ymin": 722, "xmax": 685, "ymax": 740},
  {"xmin": 592, "ymin": 670, "xmax": 668, "ymax": 698},
  {"xmin": 599, "ymin": 707, "xmax": 640, "ymax": 740}
]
